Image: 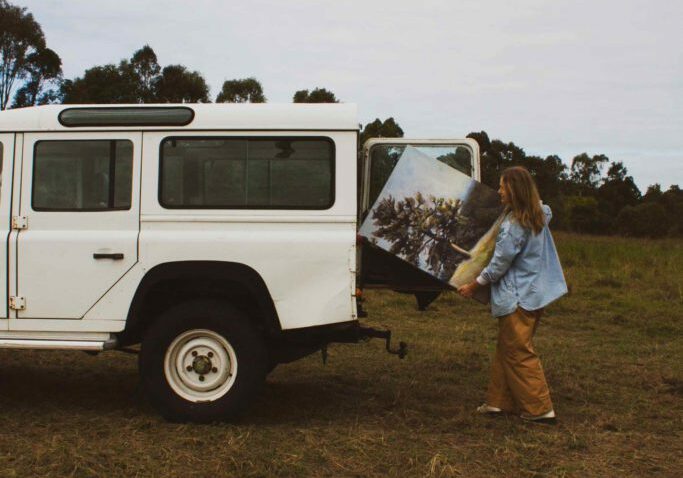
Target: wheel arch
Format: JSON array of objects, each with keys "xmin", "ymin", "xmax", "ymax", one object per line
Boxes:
[{"xmin": 119, "ymin": 261, "xmax": 281, "ymax": 346}]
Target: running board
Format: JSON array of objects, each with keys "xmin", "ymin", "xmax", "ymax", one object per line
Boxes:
[{"xmin": 0, "ymin": 338, "xmax": 118, "ymax": 351}]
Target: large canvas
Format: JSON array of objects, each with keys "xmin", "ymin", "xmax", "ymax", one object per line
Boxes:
[{"xmin": 359, "ymin": 146, "xmax": 504, "ymax": 302}]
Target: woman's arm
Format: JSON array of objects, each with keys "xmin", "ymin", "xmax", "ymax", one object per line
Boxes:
[
  {"xmin": 459, "ymin": 219, "xmax": 528, "ymax": 298},
  {"xmin": 476, "ymin": 220, "xmax": 528, "ymax": 285}
]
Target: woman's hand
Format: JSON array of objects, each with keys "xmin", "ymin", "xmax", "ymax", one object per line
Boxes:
[{"xmin": 458, "ymin": 281, "xmax": 479, "ymax": 298}]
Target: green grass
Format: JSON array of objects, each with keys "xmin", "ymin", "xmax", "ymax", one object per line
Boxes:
[{"xmin": 0, "ymin": 233, "xmax": 681, "ymax": 477}]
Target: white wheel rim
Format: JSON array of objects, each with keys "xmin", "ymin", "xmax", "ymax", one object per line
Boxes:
[{"xmin": 164, "ymin": 329, "xmax": 238, "ymax": 402}]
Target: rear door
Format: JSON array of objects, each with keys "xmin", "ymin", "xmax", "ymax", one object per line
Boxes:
[
  {"xmin": 13, "ymin": 132, "xmax": 141, "ymax": 320},
  {"xmin": 358, "ymin": 138, "xmax": 480, "ymax": 296}
]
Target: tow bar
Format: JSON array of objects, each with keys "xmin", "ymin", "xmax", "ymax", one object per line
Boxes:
[
  {"xmin": 321, "ymin": 324, "xmax": 408, "ymax": 363},
  {"xmin": 357, "ymin": 326, "xmax": 408, "ymax": 359}
]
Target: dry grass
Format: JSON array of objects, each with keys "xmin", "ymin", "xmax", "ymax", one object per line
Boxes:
[{"xmin": 0, "ymin": 233, "xmax": 681, "ymax": 477}]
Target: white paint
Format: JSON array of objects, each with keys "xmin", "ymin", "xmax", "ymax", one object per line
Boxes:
[{"xmin": 0, "ymin": 104, "xmax": 476, "ymax": 346}]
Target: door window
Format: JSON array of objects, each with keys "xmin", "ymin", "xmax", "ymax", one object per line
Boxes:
[
  {"xmin": 368, "ymin": 144, "xmax": 472, "ymax": 208},
  {"xmin": 32, "ymin": 140, "xmax": 133, "ymax": 211}
]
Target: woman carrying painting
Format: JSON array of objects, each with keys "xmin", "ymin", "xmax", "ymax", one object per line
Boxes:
[{"xmin": 458, "ymin": 166, "xmax": 567, "ymax": 423}]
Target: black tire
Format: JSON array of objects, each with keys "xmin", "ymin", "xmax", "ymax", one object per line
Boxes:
[{"xmin": 139, "ymin": 300, "xmax": 268, "ymax": 423}]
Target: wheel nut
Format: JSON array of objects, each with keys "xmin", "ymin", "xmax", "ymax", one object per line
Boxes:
[
  {"xmin": 186, "ymin": 365, "xmax": 193, "ymax": 371},
  {"xmin": 208, "ymin": 352, "xmax": 214, "ymax": 358},
  {"xmin": 192, "ymin": 351, "xmax": 198, "ymax": 357},
  {"xmin": 212, "ymin": 367, "xmax": 218, "ymax": 373},
  {"xmin": 199, "ymin": 375, "xmax": 205, "ymax": 382}
]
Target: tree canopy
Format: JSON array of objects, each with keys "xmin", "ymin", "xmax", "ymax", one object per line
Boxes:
[
  {"xmin": 216, "ymin": 78, "xmax": 265, "ymax": 103},
  {"xmin": 292, "ymin": 87, "xmax": 338, "ymax": 103},
  {"xmin": 61, "ymin": 46, "xmax": 209, "ymax": 104},
  {"xmin": 0, "ymin": 0, "xmax": 62, "ymax": 109},
  {"xmin": 360, "ymin": 117, "xmax": 404, "ymax": 146}
]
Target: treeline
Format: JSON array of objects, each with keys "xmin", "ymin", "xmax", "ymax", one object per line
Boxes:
[
  {"xmin": 465, "ymin": 132, "xmax": 683, "ymax": 238},
  {"xmin": 1, "ymin": 1, "xmax": 681, "ymax": 238}
]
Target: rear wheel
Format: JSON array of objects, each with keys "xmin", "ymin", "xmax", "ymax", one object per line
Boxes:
[{"xmin": 139, "ymin": 300, "xmax": 267, "ymax": 422}]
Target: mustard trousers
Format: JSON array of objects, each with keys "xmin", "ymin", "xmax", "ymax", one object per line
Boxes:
[{"xmin": 486, "ymin": 307, "xmax": 554, "ymax": 416}]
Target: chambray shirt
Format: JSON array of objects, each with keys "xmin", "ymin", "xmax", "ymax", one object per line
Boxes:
[{"xmin": 476, "ymin": 204, "xmax": 568, "ymax": 317}]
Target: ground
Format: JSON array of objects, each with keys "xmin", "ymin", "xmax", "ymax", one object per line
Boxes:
[{"xmin": 0, "ymin": 233, "xmax": 681, "ymax": 477}]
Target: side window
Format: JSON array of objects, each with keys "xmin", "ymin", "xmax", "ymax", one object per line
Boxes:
[
  {"xmin": 33, "ymin": 140, "xmax": 133, "ymax": 211},
  {"xmin": 160, "ymin": 137, "xmax": 334, "ymax": 209},
  {"xmin": 368, "ymin": 144, "xmax": 472, "ymax": 208}
]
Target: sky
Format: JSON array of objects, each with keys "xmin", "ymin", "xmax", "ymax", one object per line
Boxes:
[{"xmin": 19, "ymin": 0, "xmax": 683, "ymax": 191}]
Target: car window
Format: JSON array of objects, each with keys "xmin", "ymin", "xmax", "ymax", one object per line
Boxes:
[
  {"xmin": 33, "ymin": 140, "xmax": 133, "ymax": 211},
  {"xmin": 160, "ymin": 137, "xmax": 334, "ymax": 209}
]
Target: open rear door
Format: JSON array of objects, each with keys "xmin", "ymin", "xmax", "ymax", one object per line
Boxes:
[{"xmin": 358, "ymin": 138, "xmax": 481, "ymax": 307}]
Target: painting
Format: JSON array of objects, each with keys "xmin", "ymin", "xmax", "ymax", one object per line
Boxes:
[{"xmin": 359, "ymin": 146, "xmax": 504, "ymax": 303}]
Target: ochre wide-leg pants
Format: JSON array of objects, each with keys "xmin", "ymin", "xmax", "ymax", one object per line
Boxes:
[{"xmin": 486, "ymin": 307, "xmax": 554, "ymax": 416}]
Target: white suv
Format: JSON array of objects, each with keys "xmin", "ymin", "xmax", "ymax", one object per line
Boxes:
[{"xmin": 0, "ymin": 104, "xmax": 479, "ymax": 422}]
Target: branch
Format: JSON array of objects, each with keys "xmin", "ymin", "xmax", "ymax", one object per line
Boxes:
[{"xmin": 449, "ymin": 242, "xmax": 471, "ymax": 258}]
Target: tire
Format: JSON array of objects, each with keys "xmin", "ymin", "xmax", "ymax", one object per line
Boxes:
[{"xmin": 139, "ymin": 300, "xmax": 268, "ymax": 423}]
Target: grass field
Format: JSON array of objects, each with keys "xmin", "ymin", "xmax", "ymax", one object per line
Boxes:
[{"xmin": 0, "ymin": 233, "xmax": 681, "ymax": 477}]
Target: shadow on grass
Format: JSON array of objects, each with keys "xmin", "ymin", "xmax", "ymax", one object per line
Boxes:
[{"xmin": 0, "ymin": 352, "xmax": 392, "ymax": 424}]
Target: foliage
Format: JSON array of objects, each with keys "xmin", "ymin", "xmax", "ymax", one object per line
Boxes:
[
  {"xmin": 616, "ymin": 202, "xmax": 670, "ymax": 238},
  {"xmin": 360, "ymin": 117, "xmax": 404, "ymax": 146},
  {"xmin": 467, "ymin": 131, "xmax": 681, "ymax": 238},
  {"xmin": 11, "ymin": 47, "xmax": 62, "ymax": 107},
  {"xmin": 371, "ymin": 191, "xmax": 497, "ymax": 280},
  {"xmin": 216, "ymin": 78, "xmax": 265, "ymax": 103},
  {"xmin": 292, "ymin": 87, "xmax": 338, "ymax": 103},
  {"xmin": 61, "ymin": 46, "xmax": 209, "ymax": 104},
  {"xmin": 154, "ymin": 65, "xmax": 209, "ymax": 103},
  {"xmin": 569, "ymin": 153, "xmax": 609, "ymax": 196},
  {"xmin": 0, "ymin": 0, "xmax": 62, "ymax": 109}
]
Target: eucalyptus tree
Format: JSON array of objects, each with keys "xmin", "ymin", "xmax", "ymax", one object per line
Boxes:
[
  {"xmin": 216, "ymin": 78, "xmax": 266, "ymax": 103},
  {"xmin": 0, "ymin": 0, "xmax": 62, "ymax": 109}
]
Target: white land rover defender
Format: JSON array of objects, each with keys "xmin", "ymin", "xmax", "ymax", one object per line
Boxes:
[{"xmin": 0, "ymin": 104, "xmax": 480, "ymax": 422}]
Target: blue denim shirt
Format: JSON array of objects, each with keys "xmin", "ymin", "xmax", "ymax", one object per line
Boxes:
[{"xmin": 476, "ymin": 204, "xmax": 568, "ymax": 317}]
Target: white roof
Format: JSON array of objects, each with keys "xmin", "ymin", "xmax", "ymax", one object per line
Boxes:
[{"xmin": 0, "ymin": 103, "xmax": 359, "ymax": 132}]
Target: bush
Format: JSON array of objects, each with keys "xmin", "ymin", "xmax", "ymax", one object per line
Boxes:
[
  {"xmin": 565, "ymin": 196, "xmax": 612, "ymax": 234},
  {"xmin": 616, "ymin": 202, "xmax": 670, "ymax": 238}
]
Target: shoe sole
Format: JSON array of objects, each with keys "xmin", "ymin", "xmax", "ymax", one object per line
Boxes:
[{"xmin": 521, "ymin": 417, "xmax": 557, "ymax": 425}]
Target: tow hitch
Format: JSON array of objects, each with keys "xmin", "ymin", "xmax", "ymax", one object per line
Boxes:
[
  {"xmin": 356, "ymin": 326, "xmax": 408, "ymax": 359},
  {"xmin": 320, "ymin": 324, "xmax": 408, "ymax": 363}
]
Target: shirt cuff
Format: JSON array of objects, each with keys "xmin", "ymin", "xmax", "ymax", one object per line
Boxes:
[{"xmin": 476, "ymin": 275, "xmax": 488, "ymax": 286}]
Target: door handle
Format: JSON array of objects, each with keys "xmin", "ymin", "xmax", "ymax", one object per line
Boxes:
[{"xmin": 93, "ymin": 253, "xmax": 124, "ymax": 260}]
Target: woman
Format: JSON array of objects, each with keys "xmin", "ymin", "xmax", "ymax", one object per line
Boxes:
[{"xmin": 458, "ymin": 166, "xmax": 567, "ymax": 423}]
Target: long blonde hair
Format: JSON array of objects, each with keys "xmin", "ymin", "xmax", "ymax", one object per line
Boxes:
[{"xmin": 501, "ymin": 166, "xmax": 545, "ymax": 234}]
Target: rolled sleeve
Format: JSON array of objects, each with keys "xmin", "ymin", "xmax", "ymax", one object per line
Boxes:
[{"xmin": 478, "ymin": 219, "xmax": 528, "ymax": 285}]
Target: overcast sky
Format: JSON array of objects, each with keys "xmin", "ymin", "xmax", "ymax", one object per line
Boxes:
[{"xmin": 20, "ymin": 0, "xmax": 683, "ymax": 190}]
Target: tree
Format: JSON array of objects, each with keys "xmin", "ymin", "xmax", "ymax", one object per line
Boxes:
[
  {"xmin": 596, "ymin": 161, "xmax": 641, "ymax": 219},
  {"xmin": 154, "ymin": 65, "xmax": 210, "ymax": 103},
  {"xmin": 61, "ymin": 64, "xmax": 140, "ymax": 104},
  {"xmin": 616, "ymin": 202, "xmax": 669, "ymax": 238},
  {"xmin": 61, "ymin": 46, "xmax": 211, "ymax": 104},
  {"xmin": 216, "ymin": 78, "xmax": 265, "ymax": 103},
  {"xmin": 11, "ymin": 47, "xmax": 61, "ymax": 107},
  {"xmin": 359, "ymin": 117, "xmax": 404, "ymax": 147},
  {"xmin": 129, "ymin": 45, "xmax": 160, "ymax": 102},
  {"xmin": 0, "ymin": 0, "xmax": 62, "ymax": 109},
  {"xmin": 292, "ymin": 87, "xmax": 338, "ymax": 103},
  {"xmin": 569, "ymin": 153, "xmax": 608, "ymax": 195}
]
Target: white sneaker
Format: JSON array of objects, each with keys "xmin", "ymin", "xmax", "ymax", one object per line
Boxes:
[
  {"xmin": 520, "ymin": 409, "xmax": 556, "ymax": 423},
  {"xmin": 476, "ymin": 403, "xmax": 503, "ymax": 414}
]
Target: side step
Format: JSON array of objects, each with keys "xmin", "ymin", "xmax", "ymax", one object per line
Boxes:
[{"xmin": 0, "ymin": 338, "xmax": 118, "ymax": 351}]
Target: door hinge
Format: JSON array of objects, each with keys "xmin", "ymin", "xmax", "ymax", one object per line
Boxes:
[
  {"xmin": 12, "ymin": 216, "xmax": 28, "ymax": 230},
  {"xmin": 9, "ymin": 296, "xmax": 26, "ymax": 310}
]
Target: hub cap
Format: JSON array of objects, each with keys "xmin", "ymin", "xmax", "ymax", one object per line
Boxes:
[{"xmin": 164, "ymin": 329, "xmax": 238, "ymax": 402}]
